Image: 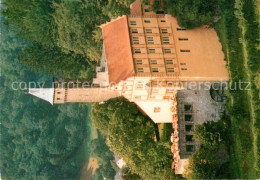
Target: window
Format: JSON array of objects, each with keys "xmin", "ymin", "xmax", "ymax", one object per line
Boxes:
[
  {"xmin": 166, "ymin": 59, "xmax": 173, "ymax": 64},
  {"xmin": 181, "ymin": 68, "xmax": 188, "ymax": 71},
  {"xmin": 167, "ymin": 82, "xmax": 174, "ymax": 86},
  {"xmin": 146, "ymin": 29, "xmax": 152, "ymax": 33},
  {"xmin": 186, "ymin": 145, "xmax": 195, "ymax": 152},
  {"xmin": 156, "ymin": 10, "xmax": 164, "ymax": 14},
  {"xmin": 149, "ymin": 49, "xmax": 155, "ymax": 53},
  {"xmin": 130, "ymin": 21, "xmax": 137, "ymax": 25},
  {"xmin": 57, "ymin": 92, "xmax": 61, "ymax": 94},
  {"xmin": 177, "ymin": 28, "xmax": 186, "ymax": 31},
  {"xmin": 137, "ymin": 68, "xmax": 144, "ymax": 72},
  {"xmin": 185, "ymin": 125, "xmax": 193, "ymax": 132},
  {"xmin": 135, "ymin": 96, "xmax": 142, "ymax": 100},
  {"xmin": 144, "ymin": 1, "xmax": 149, "ymax": 5},
  {"xmin": 144, "ymin": 20, "xmax": 151, "ymax": 23},
  {"xmin": 144, "ymin": 9, "xmax": 150, "ymax": 12},
  {"xmin": 180, "ymin": 49, "xmax": 190, "ymax": 52},
  {"xmin": 131, "ymin": 29, "xmax": 138, "ymax": 33},
  {"xmin": 180, "ymin": 62, "xmax": 186, "ymax": 65},
  {"xmin": 162, "ymin": 37, "xmax": 170, "ymax": 44},
  {"xmin": 132, "ymin": 37, "xmax": 139, "ymax": 44},
  {"xmin": 178, "ymin": 38, "xmax": 188, "ymax": 41},
  {"xmin": 166, "ymin": 88, "xmax": 174, "ymax": 93},
  {"xmin": 167, "ymin": 68, "xmax": 174, "ymax": 72},
  {"xmin": 154, "ymin": 107, "xmax": 161, "ymax": 112},
  {"xmin": 152, "ymin": 68, "xmax": 159, "ymax": 73},
  {"xmin": 136, "ymin": 59, "xmax": 142, "ymax": 65},
  {"xmin": 185, "ymin": 115, "xmax": 193, "ymax": 121},
  {"xmin": 160, "ymin": 20, "xmax": 166, "ymax": 22},
  {"xmin": 152, "ymin": 81, "xmax": 159, "ymax": 86},
  {"xmin": 151, "ymin": 59, "xmax": 157, "ymax": 64},
  {"xmin": 184, "ymin": 105, "xmax": 193, "ymax": 112},
  {"xmin": 161, "ymin": 29, "xmax": 168, "ymax": 34},
  {"xmin": 136, "ymin": 82, "xmax": 144, "ymax": 89},
  {"xmin": 134, "ymin": 48, "xmax": 141, "ymax": 53},
  {"xmin": 152, "ymin": 89, "xmax": 159, "ymax": 94},
  {"xmin": 186, "ymin": 135, "xmax": 194, "ymax": 142},
  {"xmin": 57, "ymin": 98, "xmax": 60, "ymax": 100},
  {"xmin": 147, "ymin": 37, "xmax": 154, "ymax": 44},
  {"xmin": 164, "ymin": 48, "xmax": 171, "ymax": 53}
]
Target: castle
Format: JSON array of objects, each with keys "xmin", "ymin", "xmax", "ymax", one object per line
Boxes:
[{"xmin": 29, "ymin": 0, "xmax": 229, "ymax": 174}]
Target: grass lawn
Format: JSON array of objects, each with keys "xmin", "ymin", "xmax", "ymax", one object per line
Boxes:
[{"xmin": 214, "ymin": 0, "xmax": 259, "ymax": 178}]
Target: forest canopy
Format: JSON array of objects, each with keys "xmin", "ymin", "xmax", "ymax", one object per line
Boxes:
[
  {"xmin": 0, "ymin": 16, "xmax": 91, "ymax": 179},
  {"xmin": 0, "ymin": 0, "xmax": 133, "ymax": 178},
  {"xmin": 164, "ymin": 0, "xmax": 219, "ymax": 29},
  {"xmin": 2, "ymin": 0, "xmax": 133, "ymax": 79},
  {"xmin": 90, "ymin": 98, "xmax": 177, "ymax": 179},
  {"xmin": 89, "ymin": 132, "xmax": 118, "ymax": 180}
]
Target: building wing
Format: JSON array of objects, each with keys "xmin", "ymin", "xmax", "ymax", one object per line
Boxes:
[{"xmin": 100, "ymin": 16, "xmax": 135, "ymax": 84}]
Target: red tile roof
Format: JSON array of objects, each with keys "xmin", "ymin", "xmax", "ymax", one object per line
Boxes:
[
  {"xmin": 130, "ymin": 0, "xmax": 142, "ymax": 16},
  {"xmin": 101, "ymin": 16, "xmax": 135, "ymax": 83}
]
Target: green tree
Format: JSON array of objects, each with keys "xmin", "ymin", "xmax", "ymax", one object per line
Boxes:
[
  {"xmin": 52, "ymin": 0, "xmax": 109, "ymax": 62},
  {"xmin": 194, "ymin": 117, "xmax": 229, "ymax": 147},
  {"xmin": 19, "ymin": 43, "xmax": 93, "ymax": 79},
  {"xmin": 2, "ymin": 0, "xmax": 132, "ymax": 78},
  {"xmin": 164, "ymin": 0, "xmax": 218, "ymax": 29},
  {"xmin": 89, "ymin": 133, "xmax": 117, "ymax": 180},
  {"xmin": 187, "ymin": 117, "xmax": 231, "ymax": 179},
  {"xmin": 2, "ymin": 0, "xmax": 57, "ymax": 47},
  {"xmin": 91, "ymin": 98, "xmax": 177, "ymax": 179},
  {"xmin": 102, "ymin": 0, "xmax": 132, "ymax": 19},
  {"xmin": 0, "ymin": 19, "xmax": 90, "ymax": 179},
  {"xmin": 187, "ymin": 148, "xmax": 219, "ymax": 179}
]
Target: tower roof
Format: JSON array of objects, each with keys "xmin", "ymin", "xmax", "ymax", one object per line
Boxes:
[{"xmin": 28, "ymin": 88, "xmax": 54, "ymax": 105}]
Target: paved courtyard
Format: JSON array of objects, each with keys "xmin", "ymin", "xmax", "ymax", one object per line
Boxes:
[{"xmin": 177, "ymin": 88, "xmax": 226, "ymax": 124}]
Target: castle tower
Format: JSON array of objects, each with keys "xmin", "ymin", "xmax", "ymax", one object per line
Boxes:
[
  {"xmin": 29, "ymin": 86, "xmax": 120, "ymax": 105},
  {"xmin": 53, "ymin": 87, "xmax": 120, "ymax": 104}
]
